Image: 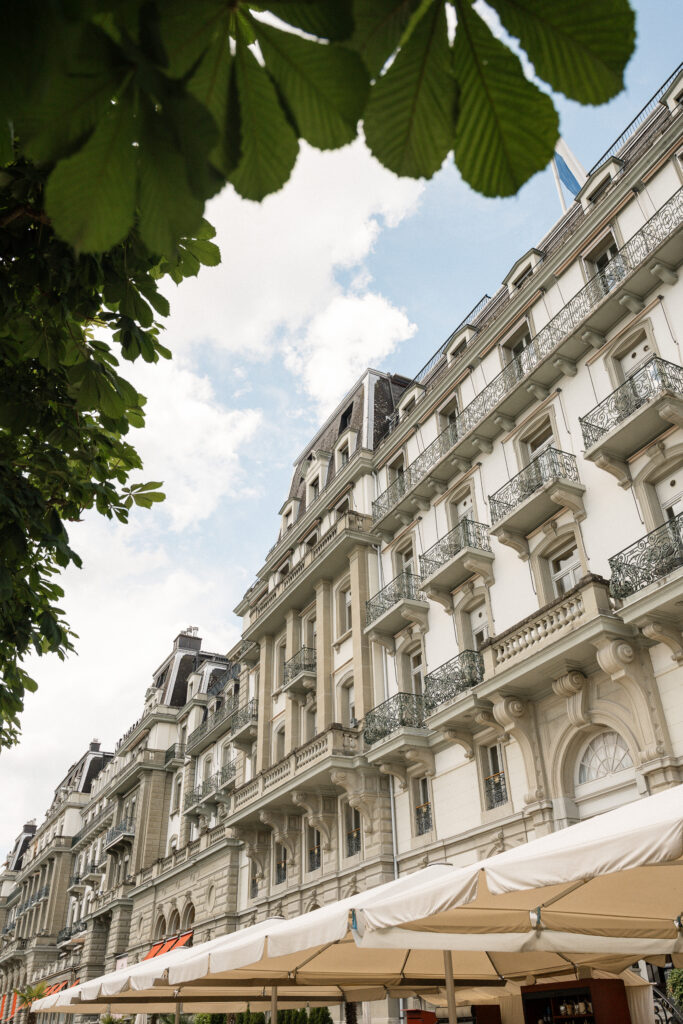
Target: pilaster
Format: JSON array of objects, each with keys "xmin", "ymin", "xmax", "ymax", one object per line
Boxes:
[
  {"xmin": 256, "ymin": 636, "xmax": 274, "ymax": 771},
  {"xmin": 349, "ymin": 545, "xmax": 374, "ymax": 719},
  {"xmin": 314, "ymin": 580, "xmax": 334, "ymax": 728}
]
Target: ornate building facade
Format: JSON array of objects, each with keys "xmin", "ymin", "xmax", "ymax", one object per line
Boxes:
[{"xmin": 2, "ymin": 64, "xmax": 683, "ymax": 1023}]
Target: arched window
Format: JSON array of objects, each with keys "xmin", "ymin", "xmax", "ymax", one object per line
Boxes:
[
  {"xmin": 181, "ymin": 903, "xmax": 195, "ymax": 932},
  {"xmin": 578, "ymin": 732, "xmax": 634, "ymax": 785},
  {"xmin": 168, "ymin": 909, "xmax": 180, "ymax": 935},
  {"xmin": 155, "ymin": 915, "xmax": 167, "ymax": 940}
]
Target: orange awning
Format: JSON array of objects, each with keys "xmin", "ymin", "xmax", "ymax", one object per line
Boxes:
[
  {"xmin": 156, "ymin": 936, "xmax": 179, "ymax": 956},
  {"xmin": 9, "ymin": 993, "xmax": 17, "ymax": 1018},
  {"xmin": 173, "ymin": 930, "xmax": 193, "ymax": 949},
  {"xmin": 0, "ymin": 994, "xmax": 7, "ymax": 1018},
  {"xmin": 142, "ymin": 940, "xmax": 165, "ymax": 960}
]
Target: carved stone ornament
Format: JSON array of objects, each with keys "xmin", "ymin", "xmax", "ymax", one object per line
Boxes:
[
  {"xmin": 594, "ymin": 637, "xmax": 669, "ymax": 759},
  {"xmin": 492, "ymin": 696, "xmax": 547, "ymax": 805},
  {"xmin": 231, "ymin": 827, "xmax": 269, "ymax": 880},
  {"xmin": 259, "ymin": 810, "xmax": 300, "ymax": 864},
  {"xmin": 330, "ymin": 768, "xmax": 384, "ymax": 833},
  {"xmin": 441, "ymin": 728, "xmax": 475, "ymax": 760},
  {"xmin": 640, "ymin": 617, "xmax": 683, "ymax": 663},
  {"xmin": 552, "ymin": 670, "xmax": 590, "ymax": 727},
  {"xmin": 291, "ymin": 791, "xmax": 336, "ymax": 850}
]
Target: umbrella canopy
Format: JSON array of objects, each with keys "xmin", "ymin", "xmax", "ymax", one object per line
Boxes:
[{"xmin": 353, "ymin": 785, "xmax": 683, "ymax": 953}]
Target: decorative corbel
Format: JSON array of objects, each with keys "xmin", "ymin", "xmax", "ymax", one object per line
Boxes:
[
  {"xmin": 471, "ymin": 435, "xmax": 493, "ymax": 455},
  {"xmin": 440, "ymin": 728, "xmax": 475, "ymax": 760},
  {"xmin": 649, "ymin": 260, "xmax": 678, "ymax": 286},
  {"xmin": 548, "ymin": 483, "xmax": 586, "ymax": 521},
  {"xmin": 330, "ymin": 769, "xmax": 384, "ymax": 834},
  {"xmin": 493, "ymin": 414, "xmax": 515, "ymax": 432},
  {"xmin": 619, "ymin": 292, "xmax": 644, "ymax": 315},
  {"xmin": 552, "ymin": 357, "xmax": 577, "ymax": 377},
  {"xmin": 231, "ymin": 827, "xmax": 269, "ymax": 879},
  {"xmin": 378, "ymin": 763, "xmax": 408, "ymax": 791},
  {"xmin": 592, "ymin": 452, "xmax": 631, "ymax": 488},
  {"xmin": 474, "ymin": 708, "xmax": 509, "ymax": 740},
  {"xmin": 526, "ymin": 382, "xmax": 549, "ymax": 401},
  {"xmin": 400, "ymin": 603, "xmax": 429, "ymax": 634},
  {"xmin": 492, "ymin": 696, "xmax": 547, "ymax": 805},
  {"xmin": 582, "ymin": 329, "xmax": 605, "ymax": 349},
  {"xmin": 552, "ymin": 670, "xmax": 590, "ymax": 727},
  {"xmin": 659, "ymin": 398, "xmax": 683, "ymax": 431},
  {"xmin": 423, "ymin": 584, "xmax": 454, "ymax": 612},
  {"xmin": 639, "ymin": 617, "xmax": 683, "ymax": 664},
  {"xmin": 259, "ymin": 810, "xmax": 300, "ymax": 865},
  {"xmin": 367, "ymin": 630, "xmax": 395, "ymax": 656},
  {"xmin": 594, "ymin": 637, "xmax": 668, "ymax": 759},
  {"xmin": 404, "ymin": 748, "xmax": 436, "ymax": 778},
  {"xmin": 291, "ymin": 791, "xmax": 336, "ymax": 850},
  {"xmin": 494, "ymin": 528, "xmax": 529, "ymax": 560}
]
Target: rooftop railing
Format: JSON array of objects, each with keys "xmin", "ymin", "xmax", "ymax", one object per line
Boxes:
[
  {"xmin": 580, "ymin": 357, "xmax": 683, "ymax": 447},
  {"xmin": 363, "ymin": 692, "xmax": 426, "ymax": 746},
  {"xmin": 373, "ymin": 187, "xmax": 683, "ymax": 522},
  {"xmin": 423, "ymin": 650, "xmax": 484, "ymax": 712},
  {"xmin": 366, "ymin": 571, "xmax": 424, "ymax": 627},
  {"xmin": 283, "ymin": 647, "xmax": 316, "ymax": 685},
  {"xmin": 489, "ymin": 448, "xmax": 579, "ymax": 525},
  {"xmin": 609, "ymin": 511, "xmax": 683, "ymax": 599},
  {"xmin": 420, "ymin": 518, "xmax": 491, "ymax": 578}
]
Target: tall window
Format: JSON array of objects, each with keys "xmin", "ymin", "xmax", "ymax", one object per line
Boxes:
[
  {"xmin": 310, "ymin": 477, "xmax": 320, "ymax": 502},
  {"xmin": 274, "ymin": 726, "xmax": 285, "ymax": 763},
  {"xmin": 408, "ymin": 651, "xmax": 423, "ymax": 696},
  {"xmin": 550, "ymin": 545, "xmax": 582, "ymax": 597},
  {"xmin": 655, "ymin": 472, "xmax": 683, "ymax": 521},
  {"xmin": 345, "ymin": 806, "xmax": 361, "ymax": 856},
  {"xmin": 307, "ymin": 826, "xmax": 321, "ymax": 872},
  {"xmin": 468, "ymin": 604, "xmax": 489, "ymax": 651},
  {"xmin": 173, "ymin": 775, "xmax": 182, "ymax": 813},
  {"xmin": 342, "ymin": 682, "xmax": 356, "ymax": 727},
  {"xmin": 578, "ymin": 732, "xmax": 633, "ymax": 784},
  {"xmin": 483, "ymin": 744, "xmax": 507, "ymax": 809},
  {"xmin": 275, "ymin": 843, "xmax": 287, "ymax": 884},
  {"xmin": 342, "ymin": 586, "xmax": 352, "ymax": 633},
  {"xmin": 414, "ymin": 777, "xmax": 432, "ymax": 835},
  {"xmin": 397, "ymin": 545, "xmax": 415, "ymax": 576},
  {"xmin": 526, "ymin": 420, "xmax": 554, "ymax": 461}
]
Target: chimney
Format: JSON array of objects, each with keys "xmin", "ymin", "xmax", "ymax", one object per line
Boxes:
[{"xmin": 89, "ymin": 739, "xmax": 101, "ymax": 752}]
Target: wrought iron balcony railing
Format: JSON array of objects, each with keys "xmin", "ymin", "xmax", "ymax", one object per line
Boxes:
[
  {"xmin": 57, "ymin": 927, "xmax": 71, "ymax": 944},
  {"xmin": 218, "ymin": 759, "xmax": 237, "ymax": 787},
  {"xmin": 420, "ymin": 518, "xmax": 491, "ymax": 578},
  {"xmin": 489, "ymin": 448, "xmax": 579, "ymax": 524},
  {"xmin": 580, "ymin": 357, "xmax": 683, "ymax": 447},
  {"xmin": 164, "ymin": 742, "xmax": 186, "ymax": 764},
  {"xmin": 484, "ymin": 771, "xmax": 508, "ymax": 810},
  {"xmin": 423, "ymin": 650, "xmax": 484, "ymax": 712},
  {"xmin": 230, "ymin": 698, "xmax": 259, "ymax": 734},
  {"xmin": 363, "ymin": 692, "xmax": 426, "ymax": 746},
  {"xmin": 188, "ymin": 692, "xmax": 239, "ymax": 750},
  {"xmin": 346, "ymin": 827, "xmax": 361, "ymax": 857},
  {"xmin": 72, "ymin": 918, "xmax": 87, "ymax": 935},
  {"xmin": 105, "ymin": 816, "xmax": 135, "ymax": 847},
  {"xmin": 283, "ymin": 647, "xmax": 316, "ymax": 685},
  {"xmin": 207, "ymin": 660, "xmax": 241, "ymax": 697},
  {"xmin": 415, "ymin": 801, "xmax": 432, "ymax": 836},
  {"xmin": 609, "ymin": 511, "xmax": 683, "ymax": 599},
  {"xmin": 366, "ymin": 571, "xmax": 424, "ymax": 627},
  {"xmin": 184, "ymin": 784, "xmax": 203, "ymax": 810},
  {"xmin": 308, "ymin": 845, "xmax": 321, "ymax": 872},
  {"xmin": 372, "ymin": 187, "xmax": 683, "ymax": 523}
]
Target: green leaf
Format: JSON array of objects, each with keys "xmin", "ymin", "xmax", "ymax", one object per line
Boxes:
[
  {"xmin": 45, "ymin": 95, "xmax": 137, "ymax": 252},
  {"xmin": 159, "ymin": 0, "xmax": 228, "ymax": 78},
  {"xmin": 349, "ymin": 0, "xmax": 422, "ymax": 76},
  {"xmin": 184, "ymin": 237, "xmax": 221, "ymax": 266},
  {"xmin": 187, "ymin": 27, "xmax": 242, "ymax": 175},
  {"xmin": 486, "ymin": 0, "xmax": 635, "ymax": 105},
  {"xmin": 253, "ymin": 19, "xmax": 369, "ymax": 150},
  {"xmin": 17, "ymin": 25, "xmax": 125, "ymax": 165},
  {"xmin": 260, "ymin": 2, "xmax": 354, "ymax": 42},
  {"xmin": 451, "ymin": 0, "xmax": 558, "ymax": 197},
  {"xmin": 228, "ymin": 22, "xmax": 299, "ymax": 201},
  {"xmin": 364, "ymin": 0, "xmax": 455, "ymax": 179},
  {"xmin": 138, "ymin": 103, "xmax": 205, "ymax": 255}
]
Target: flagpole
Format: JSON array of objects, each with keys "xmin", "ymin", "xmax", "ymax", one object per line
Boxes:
[{"xmin": 551, "ymin": 156, "xmax": 567, "ymax": 214}]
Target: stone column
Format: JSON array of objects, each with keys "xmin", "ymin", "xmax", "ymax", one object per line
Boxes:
[
  {"xmin": 349, "ymin": 545, "xmax": 374, "ymax": 719},
  {"xmin": 256, "ymin": 636, "xmax": 274, "ymax": 772},
  {"xmin": 284, "ymin": 609, "xmax": 301, "ymax": 751},
  {"xmin": 104, "ymin": 903, "xmax": 132, "ymax": 973},
  {"xmin": 134, "ymin": 770, "xmax": 170, "ymax": 871},
  {"xmin": 314, "ymin": 580, "xmax": 334, "ymax": 728}
]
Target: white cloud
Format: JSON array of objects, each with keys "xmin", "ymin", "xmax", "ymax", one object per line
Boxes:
[
  {"xmin": 161, "ymin": 139, "xmax": 424, "ymax": 363},
  {"xmin": 285, "ymin": 293, "xmax": 417, "ymax": 416},
  {"xmin": 129, "ymin": 358, "xmax": 262, "ymax": 531}
]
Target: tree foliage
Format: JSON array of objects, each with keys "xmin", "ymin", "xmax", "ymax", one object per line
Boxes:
[
  {"xmin": 0, "ymin": 0, "xmax": 635, "ymax": 747},
  {"xmin": 668, "ymin": 969, "xmax": 683, "ymax": 1010}
]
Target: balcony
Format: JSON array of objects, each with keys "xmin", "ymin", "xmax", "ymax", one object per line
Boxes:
[
  {"xmin": 108, "ymin": 747, "xmax": 166, "ymax": 796},
  {"xmin": 283, "ymin": 647, "xmax": 316, "ymax": 697},
  {"xmin": 485, "ymin": 771, "xmax": 508, "ymax": 810},
  {"xmin": 191, "ymin": 760, "xmax": 238, "ymax": 815},
  {"xmin": 0, "ymin": 937, "xmax": 27, "ymax": 963},
  {"xmin": 363, "ymin": 693, "xmax": 426, "ymax": 747},
  {"xmin": 365, "ymin": 572, "xmax": 429, "ymax": 644},
  {"xmin": 67, "ymin": 874, "xmax": 85, "ymax": 894},
  {"xmin": 229, "ymin": 724, "xmax": 360, "ymax": 824},
  {"xmin": 580, "ymin": 358, "xmax": 683, "ymax": 485},
  {"xmin": 81, "ymin": 862, "xmax": 104, "ymax": 886},
  {"xmin": 104, "ymin": 816, "xmax": 135, "ymax": 851},
  {"xmin": 236, "ymin": 640, "xmax": 260, "ymax": 664},
  {"xmin": 489, "ymin": 449, "xmax": 585, "ymax": 556},
  {"xmin": 480, "ymin": 576, "xmax": 626, "ymax": 694},
  {"xmin": 423, "ymin": 650, "xmax": 484, "ymax": 720},
  {"xmin": 420, "ymin": 518, "xmax": 494, "ymax": 603},
  {"xmin": 246, "ymin": 512, "xmax": 379, "ymax": 637},
  {"xmin": 415, "ymin": 801, "xmax": 432, "ymax": 836},
  {"xmin": 164, "ymin": 742, "xmax": 186, "ymax": 768},
  {"xmin": 229, "ymin": 698, "xmax": 259, "ymax": 750},
  {"xmin": 187, "ymin": 693, "xmax": 239, "ymax": 756},
  {"xmin": 609, "ymin": 512, "xmax": 683, "ymax": 601},
  {"xmin": 73, "ymin": 802, "xmax": 114, "ymax": 847},
  {"xmin": 372, "ymin": 187, "xmax": 683, "ymax": 530}
]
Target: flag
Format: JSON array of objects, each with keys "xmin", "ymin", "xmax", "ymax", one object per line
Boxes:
[{"xmin": 552, "ymin": 138, "xmax": 587, "ymax": 211}]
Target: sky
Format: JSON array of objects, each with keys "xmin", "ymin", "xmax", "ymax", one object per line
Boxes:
[{"xmin": 1, "ymin": 1, "xmax": 680, "ymax": 860}]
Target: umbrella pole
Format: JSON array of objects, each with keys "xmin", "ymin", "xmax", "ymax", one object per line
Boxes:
[
  {"xmin": 271, "ymin": 985, "xmax": 278, "ymax": 1024},
  {"xmin": 443, "ymin": 950, "xmax": 457, "ymax": 1024},
  {"xmin": 175, "ymin": 1001, "xmax": 181, "ymax": 1024}
]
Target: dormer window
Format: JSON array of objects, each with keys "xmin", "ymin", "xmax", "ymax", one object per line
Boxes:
[
  {"xmin": 339, "ymin": 404, "xmax": 353, "ymax": 435},
  {"xmin": 310, "ymin": 477, "xmax": 320, "ymax": 502},
  {"xmin": 339, "ymin": 443, "xmax": 349, "ymax": 467},
  {"xmin": 511, "ymin": 265, "xmax": 533, "ymax": 290},
  {"xmin": 577, "ymin": 158, "xmax": 622, "ymax": 212},
  {"xmin": 504, "ymin": 248, "xmax": 543, "ymax": 296}
]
